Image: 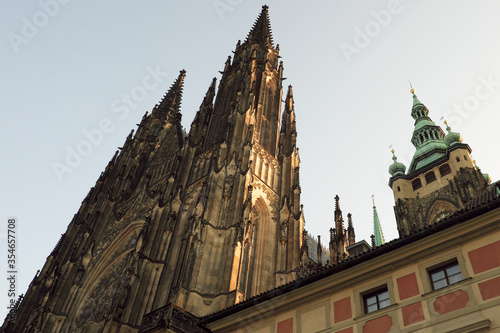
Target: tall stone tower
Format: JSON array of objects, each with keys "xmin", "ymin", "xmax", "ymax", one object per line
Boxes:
[
  {"xmin": 388, "ymin": 88, "xmax": 491, "ymax": 237},
  {"xmin": 4, "ymin": 6, "xmax": 307, "ymax": 332}
]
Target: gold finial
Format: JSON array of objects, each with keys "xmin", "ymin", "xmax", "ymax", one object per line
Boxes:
[
  {"xmin": 409, "ymin": 81, "xmax": 415, "ymax": 94},
  {"xmin": 389, "ymin": 145, "xmax": 395, "ymax": 154}
]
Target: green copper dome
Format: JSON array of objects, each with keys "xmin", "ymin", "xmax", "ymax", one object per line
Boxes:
[
  {"xmin": 389, "ymin": 150, "xmax": 406, "ymax": 176},
  {"xmin": 443, "ymin": 121, "xmax": 463, "ymax": 147}
]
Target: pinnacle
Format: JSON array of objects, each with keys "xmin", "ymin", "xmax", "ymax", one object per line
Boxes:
[
  {"xmin": 246, "ymin": 5, "xmax": 274, "ymax": 48},
  {"xmin": 286, "ymin": 85, "xmax": 293, "ymax": 100},
  {"xmin": 156, "ymin": 70, "xmax": 186, "ymax": 121},
  {"xmin": 202, "ymin": 77, "xmax": 217, "ymax": 106},
  {"xmin": 334, "ymin": 195, "xmax": 340, "ymax": 211},
  {"xmin": 283, "ymin": 85, "xmax": 294, "ymax": 115}
]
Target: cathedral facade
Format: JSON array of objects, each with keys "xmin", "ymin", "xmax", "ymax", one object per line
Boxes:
[{"xmin": 3, "ymin": 6, "xmax": 350, "ymax": 332}]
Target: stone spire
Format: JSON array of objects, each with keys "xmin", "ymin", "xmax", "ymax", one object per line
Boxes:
[
  {"xmin": 246, "ymin": 5, "xmax": 274, "ymax": 48},
  {"xmin": 153, "ymin": 69, "xmax": 186, "ymax": 123}
]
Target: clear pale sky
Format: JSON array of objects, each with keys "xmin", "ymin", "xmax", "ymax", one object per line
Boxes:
[{"xmin": 1, "ymin": 1, "xmax": 499, "ymax": 320}]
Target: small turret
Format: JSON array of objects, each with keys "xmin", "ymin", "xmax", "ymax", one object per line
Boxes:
[
  {"xmin": 443, "ymin": 120, "xmax": 463, "ymax": 147},
  {"xmin": 388, "ymin": 149, "xmax": 406, "ymax": 177}
]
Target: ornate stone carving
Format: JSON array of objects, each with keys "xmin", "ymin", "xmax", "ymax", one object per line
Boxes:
[{"xmin": 74, "ymin": 255, "xmax": 132, "ymax": 332}]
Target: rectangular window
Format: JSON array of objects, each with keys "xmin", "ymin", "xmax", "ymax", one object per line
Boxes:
[
  {"xmin": 363, "ymin": 286, "xmax": 390, "ymax": 314},
  {"xmin": 412, "ymin": 178, "xmax": 422, "ymax": 191},
  {"xmin": 429, "ymin": 260, "xmax": 463, "ymax": 290},
  {"xmin": 439, "ymin": 164, "xmax": 451, "ymax": 177},
  {"xmin": 425, "ymin": 171, "xmax": 437, "ymax": 184}
]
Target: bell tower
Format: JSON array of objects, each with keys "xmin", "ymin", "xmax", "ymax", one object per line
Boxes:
[{"xmin": 389, "ymin": 88, "xmax": 490, "ymax": 237}]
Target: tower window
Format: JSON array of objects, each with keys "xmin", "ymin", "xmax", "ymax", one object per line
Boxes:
[
  {"xmin": 397, "ymin": 186, "xmax": 401, "ymax": 192},
  {"xmin": 428, "ymin": 260, "xmax": 463, "ymax": 290},
  {"xmin": 456, "ymin": 157, "xmax": 460, "ymax": 162},
  {"xmin": 363, "ymin": 286, "xmax": 390, "ymax": 314},
  {"xmin": 425, "ymin": 171, "xmax": 437, "ymax": 184},
  {"xmin": 412, "ymin": 178, "xmax": 422, "ymax": 191},
  {"xmin": 439, "ymin": 164, "xmax": 451, "ymax": 177},
  {"xmin": 149, "ymin": 125, "xmax": 160, "ymax": 137},
  {"xmin": 464, "ymin": 155, "xmax": 468, "ymax": 161}
]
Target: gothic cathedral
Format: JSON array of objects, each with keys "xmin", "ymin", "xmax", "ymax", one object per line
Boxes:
[{"xmin": 3, "ymin": 6, "xmax": 319, "ymax": 332}]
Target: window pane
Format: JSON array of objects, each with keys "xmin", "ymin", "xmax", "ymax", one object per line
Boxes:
[
  {"xmin": 446, "ymin": 264, "xmax": 461, "ymax": 276},
  {"xmin": 433, "ymin": 279, "xmax": 447, "ymax": 290},
  {"xmin": 378, "ymin": 290, "xmax": 389, "ymax": 302},
  {"xmin": 367, "ymin": 304, "xmax": 378, "ymax": 313},
  {"xmin": 431, "ymin": 270, "xmax": 445, "ymax": 282},
  {"xmin": 448, "ymin": 272, "xmax": 463, "ymax": 284},
  {"xmin": 366, "ymin": 295, "xmax": 377, "ymax": 306},
  {"xmin": 379, "ymin": 298, "xmax": 390, "ymax": 309}
]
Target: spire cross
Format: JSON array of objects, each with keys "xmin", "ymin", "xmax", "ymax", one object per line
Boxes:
[{"xmin": 371, "ymin": 194, "xmax": 375, "ymax": 205}]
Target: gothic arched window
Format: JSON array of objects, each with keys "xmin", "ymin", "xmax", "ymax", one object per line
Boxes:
[{"xmin": 149, "ymin": 123, "xmax": 161, "ymax": 137}]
